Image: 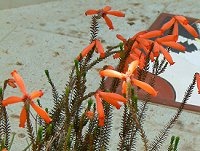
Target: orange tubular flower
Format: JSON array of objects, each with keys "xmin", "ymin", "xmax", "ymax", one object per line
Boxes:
[
  {"xmin": 161, "ymin": 15, "xmax": 198, "ymax": 38},
  {"xmin": 85, "ymin": 6, "xmax": 125, "ymax": 29},
  {"xmin": 2, "ymin": 148, "xmax": 8, "ymax": 151},
  {"xmin": 95, "ymin": 91, "xmax": 126, "ymax": 126},
  {"xmin": 85, "ymin": 111, "xmax": 94, "ymax": 119},
  {"xmin": 138, "ymin": 30, "xmax": 162, "ymax": 39},
  {"xmin": 156, "ymin": 35, "xmax": 185, "ymax": 51},
  {"xmin": 95, "ymin": 93, "xmax": 105, "ymax": 126},
  {"xmin": 1, "ymin": 70, "xmax": 52, "ymax": 128},
  {"xmin": 195, "ymin": 73, "xmax": 200, "ymax": 94},
  {"xmin": 152, "ymin": 35, "xmax": 186, "ymax": 65},
  {"xmin": 99, "ymin": 60, "xmax": 158, "ymax": 96},
  {"xmin": 77, "ymin": 39, "xmax": 105, "ymax": 60},
  {"xmin": 155, "ymin": 43, "xmax": 175, "ymax": 65},
  {"xmin": 130, "ymin": 30, "xmax": 163, "ymax": 62}
]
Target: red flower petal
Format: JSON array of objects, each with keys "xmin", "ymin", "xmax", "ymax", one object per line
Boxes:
[
  {"xmin": 77, "ymin": 41, "xmax": 96, "ymax": 60},
  {"xmin": 85, "ymin": 111, "xmax": 94, "ymax": 119},
  {"xmin": 11, "ymin": 70, "xmax": 27, "ymax": 95},
  {"xmin": 136, "ymin": 37, "xmax": 151, "ymax": 47},
  {"xmin": 98, "ymin": 91, "xmax": 126, "ymax": 109},
  {"xmin": 103, "ymin": 6, "xmax": 112, "ymax": 12},
  {"xmin": 103, "ymin": 15, "xmax": 114, "ymax": 30},
  {"xmin": 161, "ymin": 41, "xmax": 185, "ymax": 52},
  {"xmin": 95, "ymin": 93, "xmax": 105, "ymax": 127},
  {"xmin": 130, "ymin": 31, "xmax": 147, "ymax": 40},
  {"xmin": 138, "ymin": 55, "xmax": 146, "ymax": 69},
  {"xmin": 99, "ymin": 92, "xmax": 127, "ymax": 103},
  {"xmin": 19, "ymin": 107, "xmax": 27, "ymax": 128},
  {"xmin": 116, "ymin": 34, "xmax": 126, "ymax": 42},
  {"xmin": 85, "ymin": 9, "xmax": 99, "ymax": 15},
  {"xmin": 122, "ymin": 81, "xmax": 127, "ymax": 94},
  {"xmin": 179, "ymin": 22, "xmax": 199, "ymax": 38},
  {"xmin": 174, "ymin": 16, "xmax": 188, "ymax": 25},
  {"xmin": 30, "ymin": 90, "xmax": 43, "ymax": 100},
  {"xmin": 153, "ymin": 42, "xmax": 160, "ymax": 57},
  {"xmin": 161, "ymin": 18, "xmax": 175, "ymax": 33},
  {"xmin": 131, "ymin": 41, "xmax": 139, "ymax": 51},
  {"xmin": 95, "ymin": 39, "xmax": 105, "ymax": 58},
  {"xmin": 195, "ymin": 73, "xmax": 200, "ymax": 94},
  {"xmin": 172, "ymin": 21, "xmax": 179, "ymax": 36},
  {"xmin": 30, "ymin": 102, "xmax": 52, "ymax": 124},
  {"xmin": 99, "ymin": 69, "xmax": 125, "ymax": 79},
  {"xmin": 106, "ymin": 11, "xmax": 125, "ymax": 17},
  {"xmin": 156, "ymin": 35, "xmax": 178, "ymax": 43},
  {"xmin": 132, "ymin": 79, "xmax": 158, "ymax": 96},
  {"xmin": 127, "ymin": 60, "xmax": 139, "ymax": 75},
  {"xmin": 131, "ymin": 47, "xmax": 142, "ymax": 56},
  {"xmin": 2, "ymin": 96, "xmax": 23, "ymax": 106},
  {"xmin": 139, "ymin": 30, "xmax": 162, "ymax": 39},
  {"xmin": 159, "ymin": 45, "xmax": 175, "ymax": 65}
]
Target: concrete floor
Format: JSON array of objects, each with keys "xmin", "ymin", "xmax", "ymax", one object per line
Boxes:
[
  {"xmin": 0, "ymin": 0, "xmax": 200, "ymax": 150},
  {"xmin": 0, "ymin": 0, "xmax": 58, "ymax": 10}
]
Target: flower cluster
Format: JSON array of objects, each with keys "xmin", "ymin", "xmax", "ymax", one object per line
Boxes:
[
  {"xmin": 93, "ymin": 60, "xmax": 158, "ymax": 127},
  {"xmin": 161, "ymin": 15, "xmax": 198, "ymax": 37},
  {"xmin": 1, "ymin": 6, "xmax": 200, "ymax": 151},
  {"xmin": 113, "ymin": 17, "xmax": 198, "ymax": 71},
  {"xmin": 76, "ymin": 6, "xmax": 200, "ymax": 127},
  {"xmin": 100, "ymin": 60, "xmax": 157, "ymax": 96}
]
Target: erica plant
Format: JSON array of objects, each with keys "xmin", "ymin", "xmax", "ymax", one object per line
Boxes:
[{"xmin": 0, "ymin": 5, "xmax": 200, "ymax": 151}]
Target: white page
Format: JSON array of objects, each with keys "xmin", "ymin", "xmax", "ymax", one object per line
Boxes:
[{"xmin": 160, "ymin": 34, "xmax": 200, "ymax": 106}]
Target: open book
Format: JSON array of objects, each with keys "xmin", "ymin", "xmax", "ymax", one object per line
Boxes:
[{"xmin": 146, "ymin": 13, "xmax": 200, "ymax": 112}]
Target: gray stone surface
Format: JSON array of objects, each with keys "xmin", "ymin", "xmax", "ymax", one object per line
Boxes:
[{"xmin": 0, "ymin": 0, "xmax": 200, "ymax": 150}]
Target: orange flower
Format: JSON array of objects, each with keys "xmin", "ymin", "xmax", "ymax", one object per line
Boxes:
[
  {"xmin": 116, "ymin": 34, "xmax": 127, "ymax": 43},
  {"xmin": 195, "ymin": 73, "xmax": 200, "ymax": 94},
  {"xmin": 85, "ymin": 6, "xmax": 125, "ymax": 29},
  {"xmin": 154, "ymin": 42, "xmax": 175, "ymax": 65},
  {"xmin": 156, "ymin": 35, "xmax": 185, "ymax": 51},
  {"xmin": 85, "ymin": 111, "xmax": 94, "ymax": 119},
  {"xmin": 114, "ymin": 31, "xmax": 162, "ymax": 70},
  {"xmin": 1, "ymin": 70, "xmax": 52, "ymax": 128},
  {"xmin": 153, "ymin": 35, "xmax": 186, "ymax": 65},
  {"xmin": 161, "ymin": 15, "xmax": 198, "ymax": 37},
  {"xmin": 95, "ymin": 93, "xmax": 105, "ymax": 126},
  {"xmin": 138, "ymin": 30, "xmax": 162, "ymax": 39},
  {"xmin": 95, "ymin": 91, "xmax": 126, "ymax": 126},
  {"xmin": 2, "ymin": 148, "xmax": 8, "ymax": 151},
  {"xmin": 130, "ymin": 30, "xmax": 163, "ymax": 62},
  {"xmin": 77, "ymin": 39, "xmax": 105, "ymax": 60},
  {"xmin": 99, "ymin": 60, "xmax": 158, "ymax": 96}
]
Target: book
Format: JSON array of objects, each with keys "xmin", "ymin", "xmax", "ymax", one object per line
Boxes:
[{"xmin": 146, "ymin": 13, "xmax": 200, "ymax": 112}]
